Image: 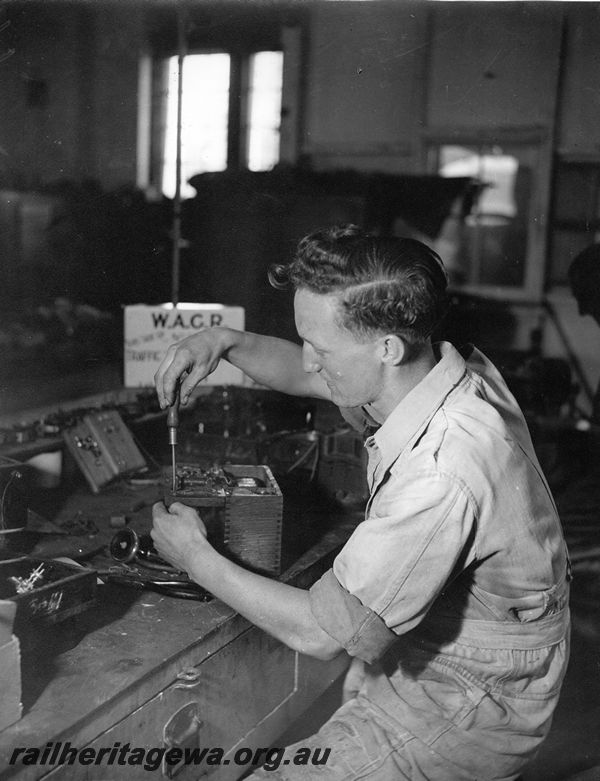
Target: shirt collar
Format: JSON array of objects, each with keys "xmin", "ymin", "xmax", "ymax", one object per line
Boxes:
[{"xmin": 369, "ymin": 341, "xmax": 467, "ymax": 461}]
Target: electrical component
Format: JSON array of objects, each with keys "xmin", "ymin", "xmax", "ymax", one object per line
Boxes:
[
  {"xmin": 165, "ymin": 464, "xmax": 282, "ymax": 576},
  {"xmin": 63, "ymin": 410, "xmax": 146, "ymax": 493}
]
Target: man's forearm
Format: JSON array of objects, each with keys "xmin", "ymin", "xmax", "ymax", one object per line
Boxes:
[
  {"xmin": 184, "ymin": 542, "xmax": 342, "ymax": 660},
  {"xmin": 155, "ymin": 325, "xmax": 330, "ymax": 408},
  {"xmin": 218, "ymin": 328, "xmax": 328, "ymax": 399}
]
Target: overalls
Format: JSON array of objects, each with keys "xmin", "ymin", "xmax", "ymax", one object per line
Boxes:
[{"xmin": 251, "ymin": 343, "xmax": 571, "ymax": 780}]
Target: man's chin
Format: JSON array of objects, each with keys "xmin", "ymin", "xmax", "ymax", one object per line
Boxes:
[
  {"xmin": 327, "ymin": 390, "xmax": 340, "ymax": 406},
  {"xmin": 328, "ymin": 389, "xmax": 356, "ymax": 408}
]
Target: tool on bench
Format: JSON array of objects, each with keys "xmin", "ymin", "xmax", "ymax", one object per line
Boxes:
[
  {"xmin": 107, "ymin": 527, "xmax": 210, "ymax": 600},
  {"xmin": 98, "ymin": 568, "xmax": 211, "ymax": 600},
  {"xmin": 167, "ymin": 384, "xmax": 180, "ymax": 493}
]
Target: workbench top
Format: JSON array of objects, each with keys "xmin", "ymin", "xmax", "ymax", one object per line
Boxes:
[{"xmin": 0, "ymin": 479, "xmax": 358, "ymax": 779}]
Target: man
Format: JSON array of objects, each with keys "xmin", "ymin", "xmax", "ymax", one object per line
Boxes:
[{"xmin": 152, "ymin": 225, "xmax": 570, "ymax": 780}]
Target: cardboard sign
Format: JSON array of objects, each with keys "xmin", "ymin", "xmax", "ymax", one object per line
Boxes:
[{"xmin": 124, "ymin": 304, "xmax": 245, "ymax": 388}]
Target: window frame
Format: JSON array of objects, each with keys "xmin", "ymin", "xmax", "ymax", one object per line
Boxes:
[
  {"xmin": 148, "ymin": 48, "xmax": 285, "ymax": 197},
  {"xmin": 423, "ymin": 127, "xmax": 553, "ymax": 303},
  {"xmin": 139, "ymin": 14, "xmax": 305, "ymax": 199}
]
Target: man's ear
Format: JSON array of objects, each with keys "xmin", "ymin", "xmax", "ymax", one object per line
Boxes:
[{"xmin": 379, "ymin": 334, "xmax": 405, "ymax": 366}]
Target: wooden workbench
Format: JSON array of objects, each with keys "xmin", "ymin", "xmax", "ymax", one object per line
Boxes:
[{"xmin": 0, "ymin": 478, "xmax": 356, "ymax": 781}]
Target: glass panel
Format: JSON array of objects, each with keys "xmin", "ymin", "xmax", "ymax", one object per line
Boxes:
[
  {"xmin": 441, "ymin": 146, "xmax": 518, "ymax": 218},
  {"xmin": 246, "ymin": 51, "xmax": 283, "ymax": 172},
  {"xmin": 438, "ymin": 144, "xmax": 529, "ymax": 288},
  {"xmin": 162, "ymin": 53, "xmax": 230, "ymax": 199}
]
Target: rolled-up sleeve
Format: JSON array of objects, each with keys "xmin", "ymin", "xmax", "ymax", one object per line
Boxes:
[
  {"xmin": 309, "ymin": 569, "xmax": 399, "ymax": 663},
  {"xmin": 326, "ymin": 468, "xmax": 476, "ymax": 642}
]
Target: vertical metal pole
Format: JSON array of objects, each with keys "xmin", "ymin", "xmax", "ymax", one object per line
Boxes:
[{"xmin": 171, "ymin": 9, "xmax": 186, "ymax": 307}]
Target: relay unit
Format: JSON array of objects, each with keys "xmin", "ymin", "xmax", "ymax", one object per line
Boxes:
[{"xmin": 63, "ymin": 410, "xmax": 146, "ymax": 493}]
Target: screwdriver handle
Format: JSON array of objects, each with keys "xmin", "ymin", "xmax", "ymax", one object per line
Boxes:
[
  {"xmin": 167, "ymin": 385, "xmax": 180, "ymax": 445},
  {"xmin": 167, "ymin": 402, "xmax": 179, "ymax": 427}
]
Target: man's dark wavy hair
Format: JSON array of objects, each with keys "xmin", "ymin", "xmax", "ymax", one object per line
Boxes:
[{"xmin": 270, "ymin": 225, "xmax": 449, "ymax": 345}]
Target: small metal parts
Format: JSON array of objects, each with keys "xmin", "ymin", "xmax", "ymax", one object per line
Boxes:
[
  {"xmin": 170, "ymin": 465, "xmax": 272, "ymax": 497},
  {"xmin": 74, "ymin": 434, "xmax": 102, "ymax": 460},
  {"xmin": 9, "ymin": 562, "xmax": 45, "ymax": 594}
]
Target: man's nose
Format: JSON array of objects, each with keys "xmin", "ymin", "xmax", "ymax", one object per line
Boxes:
[{"xmin": 302, "ymin": 343, "xmax": 321, "ymax": 373}]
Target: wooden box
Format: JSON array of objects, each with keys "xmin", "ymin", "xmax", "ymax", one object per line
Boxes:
[
  {"xmin": 0, "ymin": 558, "xmax": 97, "ymax": 641},
  {"xmin": 165, "ymin": 464, "xmax": 282, "ymax": 576}
]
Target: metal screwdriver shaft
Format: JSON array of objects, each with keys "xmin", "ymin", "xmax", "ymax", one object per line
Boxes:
[{"xmin": 167, "ymin": 386, "xmax": 180, "ymax": 493}]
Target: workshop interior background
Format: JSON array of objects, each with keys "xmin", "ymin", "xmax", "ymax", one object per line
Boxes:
[{"xmin": 1, "ymin": 1, "xmax": 600, "ymax": 779}]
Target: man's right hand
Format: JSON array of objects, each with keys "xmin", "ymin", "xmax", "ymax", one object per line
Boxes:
[
  {"xmin": 154, "ymin": 327, "xmax": 233, "ymax": 408},
  {"xmin": 155, "ymin": 327, "xmax": 329, "ymax": 407}
]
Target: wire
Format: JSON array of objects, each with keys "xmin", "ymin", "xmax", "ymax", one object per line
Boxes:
[
  {"xmin": 285, "ymin": 440, "xmax": 320, "ymax": 479},
  {"xmin": 0, "ymin": 470, "xmax": 19, "ymax": 531}
]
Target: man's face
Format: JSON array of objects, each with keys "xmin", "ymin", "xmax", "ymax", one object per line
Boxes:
[{"xmin": 294, "ymin": 288, "xmax": 384, "ymax": 408}]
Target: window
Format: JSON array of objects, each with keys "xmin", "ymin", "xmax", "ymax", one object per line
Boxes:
[
  {"xmin": 159, "ymin": 50, "xmax": 284, "ymax": 199},
  {"xmin": 440, "ymin": 146, "xmax": 519, "ymax": 221},
  {"xmin": 162, "ymin": 53, "xmax": 231, "ymax": 199},
  {"xmin": 434, "ymin": 144, "xmax": 530, "ymax": 289},
  {"xmin": 426, "ymin": 133, "xmax": 549, "ymax": 300},
  {"xmin": 246, "ymin": 51, "xmax": 284, "ymax": 172}
]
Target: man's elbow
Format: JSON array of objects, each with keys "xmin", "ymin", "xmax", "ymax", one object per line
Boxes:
[
  {"xmin": 292, "ymin": 633, "xmax": 344, "ymax": 661},
  {"xmin": 312, "ymin": 645, "xmax": 343, "ymax": 661}
]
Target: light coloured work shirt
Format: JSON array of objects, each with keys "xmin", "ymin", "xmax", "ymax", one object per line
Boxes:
[{"xmin": 308, "ymin": 342, "xmax": 570, "ymax": 779}]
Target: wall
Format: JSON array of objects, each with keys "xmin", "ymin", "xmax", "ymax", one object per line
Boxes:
[
  {"xmin": 84, "ymin": 8, "xmax": 144, "ymax": 189},
  {"xmin": 2, "ymin": 3, "xmax": 595, "ymax": 191},
  {"xmin": 301, "ymin": 1, "xmax": 599, "ymax": 412},
  {"xmin": 556, "ymin": 3, "xmax": 600, "ymax": 157},
  {"xmin": 0, "ymin": 5, "xmax": 87, "ymax": 188},
  {"xmin": 0, "ymin": 2, "xmax": 143, "ymax": 190},
  {"xmin": 1, "ymin": 1, "xmax": 599, "ymax": 411},
  {"xmin": 426, "ymin": 4, "xmax": 562, "ymax": 131},
  {"xmin": 303, "ymin": 1, "xmax": 426, "ymax": 173},
  {"xmin": 302, "ymin": 3, "xmax": 565, "ymax": 166}
]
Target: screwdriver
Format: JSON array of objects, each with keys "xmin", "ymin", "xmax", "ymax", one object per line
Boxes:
[{"xmin": 167, "ymin": 384, "xmax": 180, "ymax": 493}]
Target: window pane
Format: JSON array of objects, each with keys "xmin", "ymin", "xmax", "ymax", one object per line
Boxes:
[
  {"xmin": 439, "ymin": 145, "xmax": 527, "ymax": 288},
  {"xmin": 162, "ymin": 53, "xmax": 230, "ymax": 199},
  {"xmin": 246, "ymin": 51, "xmax": 283, "ymax": 172},
  {"xmin": 440, "ymin": 146, "xmax": 518, "ymax": 219}
]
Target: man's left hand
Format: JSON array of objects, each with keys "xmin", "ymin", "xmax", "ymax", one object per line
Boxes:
[{"xmin": 151, "ymin": 501, "xmax": 209, "ymax": 572}]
